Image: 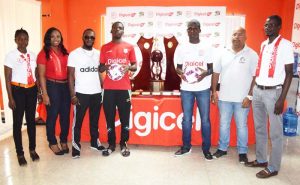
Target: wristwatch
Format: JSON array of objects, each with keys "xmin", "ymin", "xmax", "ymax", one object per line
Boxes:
[{"xmin": 246, "ymin": 95, "xmax": 253, "ymax": 101}]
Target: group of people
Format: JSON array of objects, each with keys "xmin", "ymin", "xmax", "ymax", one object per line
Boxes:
[
  {"xmin": 4, "ymin": 22, "xmax": 136, "ymax": 165},
  {"xmin": 173, "ymin": 15, "xmax": 293, "ymax": 179},
  {"xmin": 4, "ymin": 14, "xmax": 293, "ymax": 179}
]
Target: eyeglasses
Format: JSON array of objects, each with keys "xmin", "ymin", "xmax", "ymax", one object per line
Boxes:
[{"xmin": 84, "ymin": 36, "xmax": 95, "ymax": 40}]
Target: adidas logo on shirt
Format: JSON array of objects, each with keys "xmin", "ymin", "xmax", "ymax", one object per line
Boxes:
[{"xmin": 80, "ymin": 66, "xmax": 98, "ymax": 72}]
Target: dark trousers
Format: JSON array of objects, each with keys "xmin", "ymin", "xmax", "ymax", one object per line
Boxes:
[
  {"xmin": 12, "ymin": 85, "xmax": 37, "ymax": 156},
  {"xmin": 103, "ymin": 90, "xmax": 131, "ymax": 147},
  {"xmin": 72, "ymin": 92, "xmax": 102, "ymax": 150},
  {"xmin": 46, "ymin": 80, "xmax": 70, "ymax": 145}
]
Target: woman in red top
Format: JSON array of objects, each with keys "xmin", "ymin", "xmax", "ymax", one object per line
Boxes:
[{"xmin": 37, "ymin": 27, "xmax": 70, "ymax": 155}]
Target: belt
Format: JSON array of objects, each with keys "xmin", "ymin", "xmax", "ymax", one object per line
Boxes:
[
  {"xmin": 256, "ymin": 83, "xmax": 282, "ymax": 90},
  {"xmin": 47, "ymin": 78, "xmax": 68, "ymax": 83},
  {"xmin": 11, "ymin": 82, "xmax": 35, "ymax": 88}
]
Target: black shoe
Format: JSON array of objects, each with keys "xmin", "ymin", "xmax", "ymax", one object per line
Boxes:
[
  {"xmin": 29, "ymin": 150, "xmax": 40, "ymax": 161},
  {"xmin": 174, "ymin": 147, "xmax": 191, "ymax": 157},
  {"xmin": 102, "ymin": 145, "xmax": 115, "ymax": 156},
  {"xmin": 72, "ymin": 147, "xmax": 80, "ymax": 159},
  {"xmin": 204, "ymin": 152, "xmax": 213, "ymax": 161},
  {"xmin": 90, "ymin": 144, "xmax": 105, "ymax": 151},
  {"xmin": 60, "ymin": 142, "xmax": 69, "ymax": 154},
  {"xmin": 49, "ymin": 144, "xmax": 64, "ymax": 155},
  {"xmin": 120, "ymin": 143, "xmax": 130, "ymax": 157},
  {"xmin": 239, "ymin": 154, "xmax": 248, "ymax": 164},
  {"xmin": 17, "ymin": 155, "xmax": 27, "ymax": 166},
  {"xmin": 213, "ymin": 149, "xmax": 227, "ymax": 158}
]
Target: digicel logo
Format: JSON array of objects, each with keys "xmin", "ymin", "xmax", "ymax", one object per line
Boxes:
[
  {"xmin": 294, "ymin": 22, "xmax": 300, "ymax": 30},
  {"xmin": 79, "ymin": 66, "xmax": 98, "ymax": 72},
  {"xmin": 156, "ymin": 12, "xmax": 174, "ymax": 16},
  {"xmin": 128, "ymin": 23, "xmax": 145, "ymax": 27},
  {"xmin": 203, "ymin": 22, "xmax": 221, "ymax": 27},
  {"xmin": 119, "ymin": 13, "xmax": 136, "ymax": 17},
  {"xmin": 128, "ymin": 105, "xmax": 202, "ymax": 137},
  {"xmin": 194, "ymin": 12, "xmax": 213, "ymax": 16}
]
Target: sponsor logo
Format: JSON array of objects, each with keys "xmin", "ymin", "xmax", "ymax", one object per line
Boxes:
[
  {"xmin": 200, "ymin": 33, "xmax": 212, "ymax": 38},
  {"xmin": 176, "ymin": 11, "xmax": 182, "ymax": 16},
  {"xmin": 165, "ymin": 22, "xmax": 183, "ymax": 27},
  {"xmin": 212, "ymin": 43, "xmax": 220, "ymax": 48},
  {"xmin": 128, "ymin": 23, "xmax": 145, "ymax": 27},
  {"xmin": 203, "ymin": 22, "xmax": 221, "ymax": 27},
  {"xmin": 123, "ymin": 33, "xmax": 137, "ymax": 38},
  {"xmin": 185, "ymin": 61, "xmax": 204, "ymax": 67},
  {"xmin": 79, "ymin": 66, "xmax": 98, "ymax": 72},
  {"xmin": 215, "ymin": 11, "xmax": 221, "ymax": 16},
  {"xmin": 128, "ymin": 106, "xmax": 202, "ymax": 137},
  {"xmin": 138, "ymin": 12, "xmax": 144, "ymax": 17},
  {"xmin": 194, "ymin": 11, "xmax": 213, "ymax": 16},
  {"xmin": 107, "ymin": 58, "xmax": 127, "ymax": 64},
  {"xmin": 294, "ymin": 22, "xmax": 300, "ymax": 30},
  {"xmin": 119, "ymin": 13, "xmax": 136, "ymax": 17},
  {"xmin": 214, "ymin": 32, "xmax": 220, "ymax": 37},
  {"xmin": 156, "ymin": 12, "xmax": 174, "ymax": 16}
]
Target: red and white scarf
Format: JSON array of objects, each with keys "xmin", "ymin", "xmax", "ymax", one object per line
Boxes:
[
  {"xmin": 20, "ymin": 53, "xmax": 34, "ymax": 84},
  {"xmin": 256, "ymin": 36, "xmax": 282, "ymax": 78}
]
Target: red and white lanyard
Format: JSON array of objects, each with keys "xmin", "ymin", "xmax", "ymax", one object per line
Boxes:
[
  {"xmin": 20, "ymin": 53, "xmax": 34, "ymax": 84},
  {"xmin": 255, "ymin": 36, "xmax": 282, "ymax": 78}
]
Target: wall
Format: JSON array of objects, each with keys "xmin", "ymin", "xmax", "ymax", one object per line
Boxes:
[{"xmin": 41, "ymin": 0, "xmax": 295, "ymax": 53}]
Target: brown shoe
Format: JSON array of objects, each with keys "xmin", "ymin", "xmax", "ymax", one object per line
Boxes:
[
  {"xmin": 256, "ymin": 168, "xmax": 278, "ymax": 178},
  {"xmin": 60, "ymin": 142, "xmax": 69, "ymax": 154},
  {"xmin": 245, "ymin": 160, "xmax": 268, "ymax": 167},
  {"xmin": 49, "ymin": 144, "xmax": 64, "ymax": 155}
]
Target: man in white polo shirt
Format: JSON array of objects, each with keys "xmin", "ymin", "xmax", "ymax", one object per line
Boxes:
[
  {"xmin": 211, "ymin": 27, "xmax": 258, "ymax": 163},
  {"xmin": 245, "ymin": 15, "xmax": 293, "ymax": 178},
  {"xmin": 68, "ymin": 28, "xmax": 104, "ymax": 159}
]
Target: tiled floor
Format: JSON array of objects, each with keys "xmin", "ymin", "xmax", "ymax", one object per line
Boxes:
[{"xmin": 0, "ymin": 126, "xmax": 299, "ymax": 185}]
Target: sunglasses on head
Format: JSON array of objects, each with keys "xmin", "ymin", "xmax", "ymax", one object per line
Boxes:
[{"xmin": 84, "ymin": 36, "xmax": 95, "ymax": 40}]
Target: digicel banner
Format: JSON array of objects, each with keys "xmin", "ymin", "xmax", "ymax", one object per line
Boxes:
[{"xmin": 53, "ymin": 96, "xmax": 256, "ymax": 146}]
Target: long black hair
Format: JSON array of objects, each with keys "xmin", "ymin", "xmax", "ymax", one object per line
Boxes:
[{"xmin": 43, "ymin": 27, "xmax": 68, "ymax": 60}]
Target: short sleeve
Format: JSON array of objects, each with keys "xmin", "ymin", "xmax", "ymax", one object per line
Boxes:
[
  {"xmin": 4, "ymin": 52, "xmax": 14, "ymax": 68},
  {"xmin": 100, "ymin": 46, "xmax": 106, "ymax": 64},
  {"xmin": 37, "ymin": 50, "xmax": 47, "ymax": 65},
  {"xmin": 67, "ymin": 51, "xmax": 76, "ymax": 67},
  {"xmin": 282, "ymin": 41, "xmax": 294, "ymax": 65},
  {"xmin": 129, "ymin": 45, "xmax": 137, "ymax": 64},
  {"xmin": 174, "ymin": 44, "xmax": 183, "ymax": 66},
  {"xmin": 250, "ymin": 51, "xmax": 259, "ymax": 76}
]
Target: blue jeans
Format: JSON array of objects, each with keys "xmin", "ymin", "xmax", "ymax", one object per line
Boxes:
[
  {"xmin": 181, "ymin": 89, "xmax": 211, "ymax": 154},
  {"xmin": 218, "ymin": 100, "xmax": 249, "ymax": 154},
  {"xmin": 46, "ymin": 80, "xmax": 71, "ymax": 145}
]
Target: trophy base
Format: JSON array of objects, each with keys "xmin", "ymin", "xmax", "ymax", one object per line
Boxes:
[{"xmin": 150, "ymin": 80, "xmax": 164, "ymax": 92}]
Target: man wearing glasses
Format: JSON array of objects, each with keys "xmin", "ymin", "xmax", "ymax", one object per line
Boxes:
[{"xmin": 68, "ymin": 29, "xmax": 104, "ymax": 159}]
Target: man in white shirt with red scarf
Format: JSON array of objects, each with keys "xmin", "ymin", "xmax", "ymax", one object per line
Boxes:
[{"xmin": 245, "ymin": 15, "xmax": 293, "ymax": 179}]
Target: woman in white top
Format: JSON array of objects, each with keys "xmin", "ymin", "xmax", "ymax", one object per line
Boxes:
[{"xmin": 4, "ymin": 28, "xmax": 40, "ymax": 166}]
